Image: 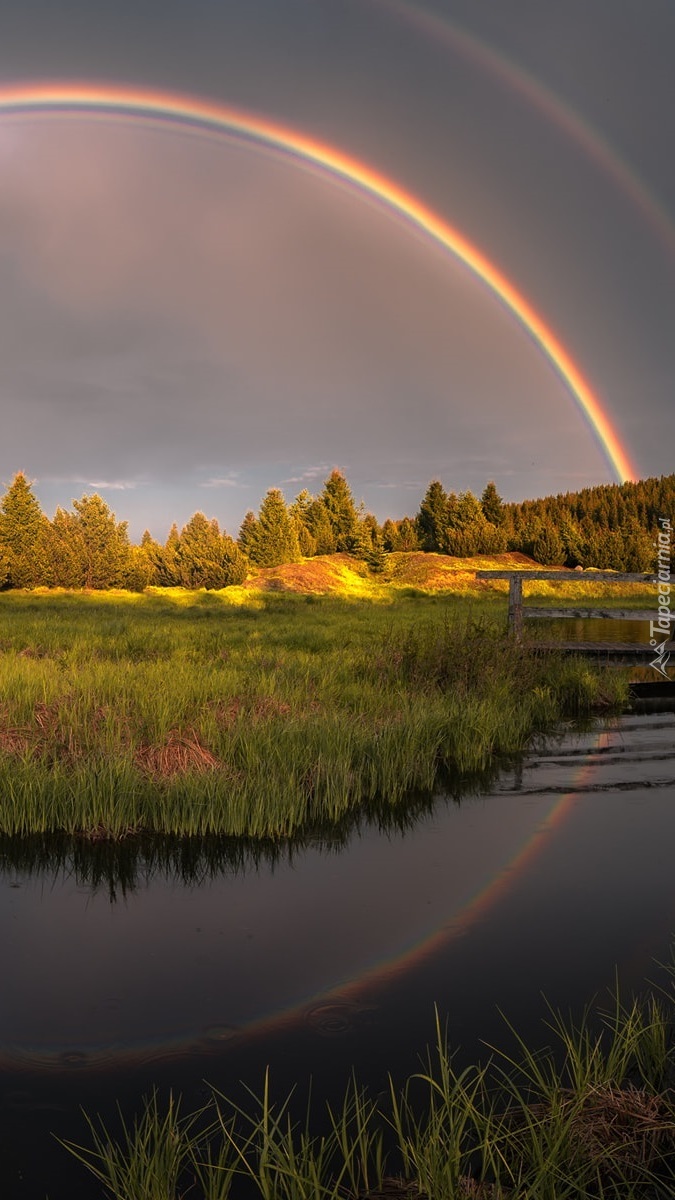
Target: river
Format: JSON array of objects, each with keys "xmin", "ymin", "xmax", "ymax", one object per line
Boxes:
[{"xmin": 1, "ymin": 702, "xmax": 674, "ymax": 1197}]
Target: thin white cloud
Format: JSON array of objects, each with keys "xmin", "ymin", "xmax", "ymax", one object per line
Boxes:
[
  {"xmin": 201, "ymin": 476, "xmax": 247, "ymax": 489},
  {"xmin": 83, "ymin": 479, "xmax": 138, "ymax": 491},
  {"xmin": 281, "ymin": 463, "xmax": 339, "ymax": 485},
  {"xmin": 44, "ymin": 476, "xmax": 141, "ymax": 491}
]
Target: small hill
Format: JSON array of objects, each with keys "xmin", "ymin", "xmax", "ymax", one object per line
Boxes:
[
  {"xmin": 386, "ymin": 551, "xmax": 555, "ymax": 591},
  {"xmin": 243, "ymin": 554, "xmax": 374, "ymax": 596},
  {"xmin": 242, "ymin": 551, "xmax": 562, "ymax": 597}
]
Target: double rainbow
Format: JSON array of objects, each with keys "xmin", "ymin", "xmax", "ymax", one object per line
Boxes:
[{"xmin": 0, "ymin": 82, "xmax": 636, "ymax": 482}]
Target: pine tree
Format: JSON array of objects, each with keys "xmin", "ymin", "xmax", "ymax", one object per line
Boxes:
[
  {"xmin": 531, "ymin": 522, "xmax": 565, "ymax": 566},
  {"xmin": 124, "ymin": 542, "xmax": 157, "ymax": 591},
  {"xmin": 319, "ymin": 470, "xmax": 360, "ymax": 553},
  {"xmin": 176, "ymin": 513, "xmax": 230, "ymax": 588},
  {"xmin": 621, "ymin": 520, "xmax": 655, "ymax": 573},
  {"xmin": 365, "ymin": 532, "xmax": 389, "ymax": 574},
  {"xmin": 305, "ymin": 498, "xmax": 336, "ymax": 555},
  {"xmin": 381, "ymin": 519, "xmax": 398, "ymax": 552},
  {"xmin": 559, "ymin": 517, "xmax": 585, "ymax": 568},
  {"xmin": 128, "ymin": 530, "xmax": 163, "ymax": 589},
  {"xmin": 238, "ymin": 511, "xmax": 260, "ymax": 558},
  {"xmin": 480, "ymin": 481, "xmax": 505, "ymax": 526},
  {"xmin": 71, "ymin": 494, "xmax": 132, "ymax": 588},
  {"xmin": 250, "ymin": 489, "xmax": 301, "ymax": 567},
  {"xmin": 295, "ymin": 520, "xmax": 316, "ymax": 557},
  {"xmin": 289, "ymin": 490, "xmax": 316, "ymax": 556},
  {"xmin": 396, "ymin": 517, "xmax": 420, "ymax": 552},
  {"xmin": 416, "ymin": 480, "xmax": 449, "ymax": 552},
  {"xmin": 42, "ymin": 508, "xmax": 86, "ymax": 588},
  {"xmin": 152, "ymin": 524, "xmax": 181, "ymax": 586},
  {"xmin": 0, "ymin": 472, "xmax": 49, "ymax": 587},
  {"xmin": 351, "ymin": 512, "xmax": 380, "ymax": 561},
  {"xmin": 446, "ymin": 490, "xmax": 505, "ymax": 556},
  {"xmin": 221, "ymin": 534, "xmax": 248, "ymax": 586}
]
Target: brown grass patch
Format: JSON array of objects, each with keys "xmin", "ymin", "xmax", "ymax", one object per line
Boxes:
[
  {"xmin": 210, "ymin": 699, "xmax": 243, "ymax": 729},
  {"xmin": 135, "ymin": 729, "xmax": 221, "ymax": 779},
  {"xmin": 509, "ymin": 1083, "xmax": 675, "ymax": 1184},
  {"xmin": 0, "ymin": 724, "xmax": 33, "ymax": 757},
  {"xmin": 33, "ymin": 701, "xmax": 59, "ymax": 732},
  {"xmin": 360, "ymin": 1179, "xmax": 501, "ymax": 1199},
  {"xmin": 18, "ymin": 644, "xmax": 52, "ymax": 659},
  {"xmin": 210, "ymin": 696, "xmax": 305, "ymax": 728},
  {"xmin": 566, "ymin": 1083, "xmax": 675, "ymax": 1180},
  {"xmin": 251, "ymin": 696, "xmax": 293, "ymax": 719}
]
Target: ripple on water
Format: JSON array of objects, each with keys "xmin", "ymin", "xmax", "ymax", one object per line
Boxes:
[
  {"xmin": 305, "ymin": 999, "xmax": 376, "ymax": 1037},
  {"xmin": 202, "ymin": 1024, "xmax": 240, "ymax": 1045},
  {"xmin": 57, "ymin": 1049, "xmax": 90, "ymax": 1068}
]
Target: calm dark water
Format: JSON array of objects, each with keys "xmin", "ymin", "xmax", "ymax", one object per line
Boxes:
[
  {"xmin": 1, "ymin": 708, "xmax": 675, "ymax": 1198},
  {"xmin": 535, "ymin": 614, "xmax": 665, "ymax": 647}
]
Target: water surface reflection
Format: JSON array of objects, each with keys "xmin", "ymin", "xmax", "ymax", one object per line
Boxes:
[{"xmin": 1, "ymin": 710, "xmax": 675, "ymax": 1198}]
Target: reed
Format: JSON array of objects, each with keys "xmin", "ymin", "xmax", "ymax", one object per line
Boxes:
[
  {"xmin": 0, "ymin": 590, "xmax": 631, "ymax": 839},
  {"xmin": 61, "ymin": 963, "xmax": 675, "ymax": 1199}
]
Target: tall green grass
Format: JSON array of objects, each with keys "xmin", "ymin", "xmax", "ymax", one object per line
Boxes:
[
  {"xmin": 62, "ymin": 963, "xmax": 675, "ymax": 1199},
  {"xmin": 0, "ymin": 591, "xmax": 630, "ymax": 839}
]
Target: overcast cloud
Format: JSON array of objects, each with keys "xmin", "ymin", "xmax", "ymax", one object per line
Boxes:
[{"xmin": 0, "ymin": 1, "xmax": 673, "ymax": 537}]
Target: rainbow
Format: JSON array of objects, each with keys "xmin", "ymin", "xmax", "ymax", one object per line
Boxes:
[
  {"xmin": 0, "ymin": 81, "xmax": 636, "ymax": 482},
  {"xmin": 3, "ymin": 728, "xmax": 604, "ymax": 1075},
  {"xmin": 375, "ymin": 0, "xmax": 675, "ymax": 264}
]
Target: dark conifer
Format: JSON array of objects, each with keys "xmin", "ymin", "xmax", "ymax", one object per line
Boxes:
[
  {"xmin": 416, "ymin": 480, "xmax": 449, "ymax": 552},
  {"xmin": 480, "ymin": 480, "xmax": 505, "ymax": 526},
  {"xmin": 531, "ymin": 522, "xmax": 565, "ymax": 566},
  {"xmin": 238, "ymin": 511, "xmax": 259, "ymax": 558},
  {"xmin": 319, "ymin": 470, "xmax": 360, "ymax": 553}
]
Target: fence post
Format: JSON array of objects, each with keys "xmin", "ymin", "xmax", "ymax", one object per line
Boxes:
[{"xmin": 508, "ymin": 573, "xmax": 523, "ymax": 640}]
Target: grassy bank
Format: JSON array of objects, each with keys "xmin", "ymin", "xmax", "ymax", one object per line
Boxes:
[
  {"xmin": 64, "ymin": 959, "xmax": 675, "ymax": 1199},
  {"xmin": 0, "ymin": 588, "xmax": 631, "ymax": 839}
]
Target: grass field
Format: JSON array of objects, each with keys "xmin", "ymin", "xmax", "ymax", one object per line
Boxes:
[{"xmin": 0, "ymin": 567, "xmax": 636, "ymax": 839}]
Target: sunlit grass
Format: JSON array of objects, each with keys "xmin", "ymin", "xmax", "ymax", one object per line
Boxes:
[{"xmin": 0, "ymin": 589, "xmax": 631, "ymax": 838}]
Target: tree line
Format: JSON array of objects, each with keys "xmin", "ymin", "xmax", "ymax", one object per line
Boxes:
[{"xmin": 0, "ymin": 469, "xmax": 672, "ymax": 591}]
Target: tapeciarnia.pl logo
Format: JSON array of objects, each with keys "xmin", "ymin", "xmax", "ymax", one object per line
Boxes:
[{"xmin": 649, "ymin": 516, "xmax": 672, "ymax": 679}]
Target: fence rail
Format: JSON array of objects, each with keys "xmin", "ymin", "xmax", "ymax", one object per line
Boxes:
[{"xmin": 474, "ymin": 570, "xmax": 658, "ymax": 641}]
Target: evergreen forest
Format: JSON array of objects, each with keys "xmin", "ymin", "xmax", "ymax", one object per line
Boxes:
[{"xmin": 0, "ymin": 468, "xmax": 672, "ymax": 591}]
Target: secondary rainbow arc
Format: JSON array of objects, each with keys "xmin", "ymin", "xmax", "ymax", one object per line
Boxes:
[
  {"xmin": 0, "ymin": 81, "xmax": 636, "ymax": 482},
  {"xmin": 376, "ymin": 0, "xmax": 675, "ymax": 264}
]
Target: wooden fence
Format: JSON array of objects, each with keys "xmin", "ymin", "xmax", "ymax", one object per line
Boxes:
[{"xmin": 474, "ymin": 570, "xmax": 661, "ymax": 644}]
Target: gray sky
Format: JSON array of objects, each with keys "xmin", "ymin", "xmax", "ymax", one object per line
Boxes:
[{"xmin": 0, "ymin": 0, "xmax": 673, "ymax": 539}]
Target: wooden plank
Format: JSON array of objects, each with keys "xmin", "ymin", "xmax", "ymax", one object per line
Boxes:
[
  {"xmin": 523, "ymin": 608, "xmax": 668, "ymax": 621},
  {"xmin": 507, "ymin": 573, "xmax": 523, "ymax": 640},
  {"xmin": 475, "ymin": 570, "xmax": 653, "ymax": 581},
  {"xmin": 535, "ymin": 642, "xmax": 671, "ymax": 657}
]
